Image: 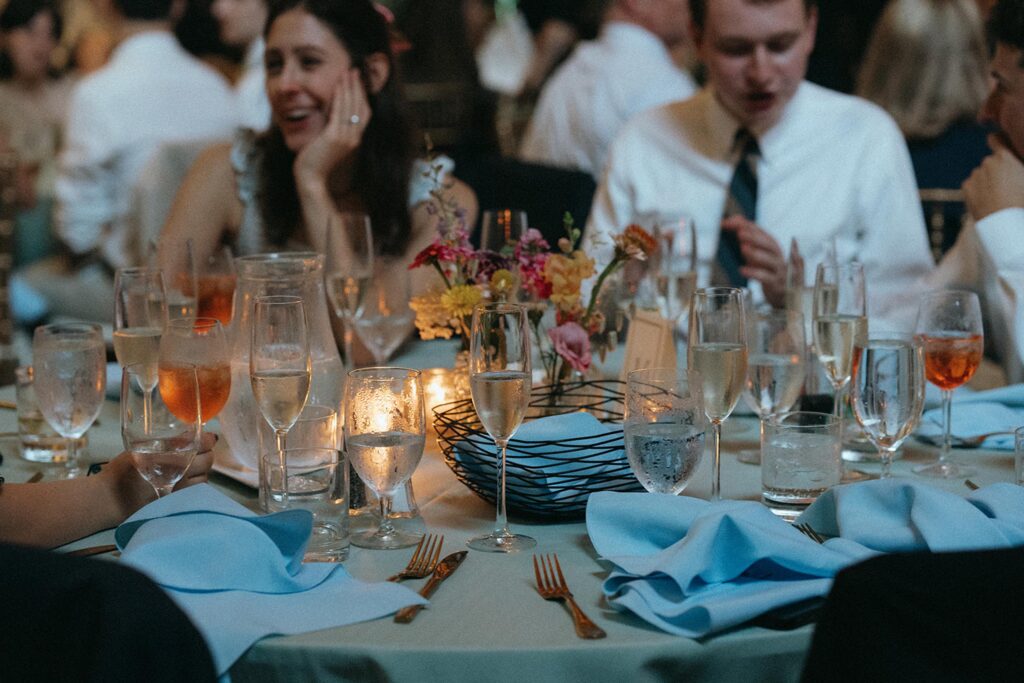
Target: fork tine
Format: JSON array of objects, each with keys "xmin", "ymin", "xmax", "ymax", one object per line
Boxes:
[
  {"xmin": 540, "ymin": 554, "xmax": 553, "ymax": 591},
  {"xmin": 552, "ymin": 554, "xmax": 569, "ymax": 591},
  {"xmin": 428, "ymin": 534, "xmax": 444, "ymax": 569},
  {"xmin": 408, "ymin": 534, "xmax": 426, "ymax": 566},
  {"xmin": 533, "ymin": 555, "xmax": 543, "ymax": 591},
  {"xmin": 416, "ymin": 534, "xmax": 438, "ymax": 572}
]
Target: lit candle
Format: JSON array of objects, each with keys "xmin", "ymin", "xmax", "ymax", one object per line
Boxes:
[{"xmin": 423, "ymin": 368, "xmax": 455, "ymax": 427}]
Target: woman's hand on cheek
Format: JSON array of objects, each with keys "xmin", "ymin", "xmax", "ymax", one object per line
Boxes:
[{"xmin": 293, "ymin": 68, "xmax": 372, "ymax": 188}]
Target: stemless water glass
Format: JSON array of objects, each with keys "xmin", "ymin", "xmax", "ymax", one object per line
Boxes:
[
  {"xmin": 353, "ymin": 264, "xmax": 414, "ymax": 365},
  {"xmin": 344, "ymin": 367, "xmax": 426, "ymax": 549},
  {"xmin": 812, "ymin": 262, "xmax": 867, "ymax": 417},
  {"xmin": 325, "ymin": 212, "xmax": 374, "ymax": 366},
  {"xmin": 32, "ymin": 323, "xmax": 106, "ymax": 477},
  {"xmin": 851, "ymin": 333, "xmax": 926, "ymax": 478},
  {"xmin": 468, "ymin": 303, "xmax": 535, "ymax": 552},
  {"xmin": 479, "ymin": 209, "xmax": 528, "ymax": 253},
  {"xmin": 914, "ymin": 290, "xmax": 984, "ymax": 478},
  {"xmin": 122, "ymin": 362, "xmax": 201, "ymax": 497},
  {"xmin": 624, "ymin": 367, "xmax": 706, "ymax": 494},
  {"xmin": 159, "ymin": 318, "xmax": 231, "ymax": 426},
  {"xmin": 251, "ymin": 295, "xmax": 312, "ymax": 485},
  {"xmin": 688, "ymin": 287, "xmax": 747, "ymax": 501}
]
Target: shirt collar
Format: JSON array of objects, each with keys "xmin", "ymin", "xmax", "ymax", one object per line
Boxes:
[
  {"xmin": 601, "ymin": 21, "xmax": 667, "ymax": 54},
  {"xmin": 108, "ymin": 30, "xmax": 181, "ymax": 65},
  {"xmin": 701, "ymin": 80, "xmax": 810, "ymax": 164},
  {"xmin": 245, "ymin": 38, "xmax": 265, "ymax": 71}
]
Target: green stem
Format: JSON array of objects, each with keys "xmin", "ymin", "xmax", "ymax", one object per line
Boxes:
[{"xmin": 584, "ymin": 259, "xmax": 624, "ymax": 322}]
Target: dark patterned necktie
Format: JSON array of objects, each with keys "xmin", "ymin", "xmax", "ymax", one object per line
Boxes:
[{"xmin": 715, "ymin": 129, "xmax": 759, "ymax": 287}]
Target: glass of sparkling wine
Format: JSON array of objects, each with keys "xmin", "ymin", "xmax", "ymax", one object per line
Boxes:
[
  {"xmin": 468, "ymin": 303, "xmax": 535, "ymax": 552},
  {"xmin": 344, "ymin": 366, "xmax": 426, "ymax": 549},
  {"xmin": 624, "ymin": 367, "xmax": 706, "ymax": 494},
  {"xmin": 122, "ymin": 362, "xmax": 200, "ymax": 497},
  {"xmin": 353, "ymin": 264, "xmax": 415, "ymax": 364},
  {"xmin": 739, "ymin": 309, "xmax": 806, "ymax": 465},
  {"xmin": 32, "ymin": 323, "xmax": 106, "ymax": 477},
  {"xmin": 850, "ymin": 333, "xmax": 926, "ymax": 479},
  {"xmin": 159, "ymin": 318, "xmax": 232, "ymax": 427},
  {"xmin": 653, "ymin": 217, "xmax": 698, "ymax": 349},
  {"xmin": 325, "ymin": 212, "xmax": 373, "ymax": 367},
  {"xmin": 114, "ymin": 267, "xmax": 167, "ymax": 425},
  {"xmin": 250, "ymin": 295, "xmax": 312, "ymax": 494},
  {"xmin": 688, "ymin": 287, "xmax": 747, "ymax": 501},
  {"xmin": 913, "ymin": 290, "xmax": 983, "ymax": 478},
  {"xmin": 812, "ymin": 262, "xmax": 867, "ymax": 419}
]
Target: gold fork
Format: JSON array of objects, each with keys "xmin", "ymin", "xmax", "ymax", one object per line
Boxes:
[
  {"xmin": 533, "ymin": 553, "xmax": 607, "ymax": 639},
  {"xmin": 387, "ymin": 534, "xmax": 443, "ymax": 582},
  {"xmin": 794, "ymin": 523, "xmax": 826, "ymax": 544}
]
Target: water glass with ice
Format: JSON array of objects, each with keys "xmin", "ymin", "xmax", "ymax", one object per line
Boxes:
[{"xmin": 762, "ymin": 411, "xmax": 841, "ymax": 515}]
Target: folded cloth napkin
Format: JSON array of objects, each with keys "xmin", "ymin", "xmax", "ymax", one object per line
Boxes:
[
  {"xmin": 453, "ymin": 411, "xmax": 641, "ymax": 507},
  {"xmin": 115, "ymin": 485, "xmax": 424, "ymax": 675},
  {"xmin": 917, "ymin": 384, "xmax": 1024, "ymax": 449},
  {"xmin": 586, "ymin": 480, "xmax": 1024, "ymax": 638}
]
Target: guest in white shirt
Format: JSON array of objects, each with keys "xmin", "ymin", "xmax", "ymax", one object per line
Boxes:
[
  {"xmin": 519, "ymin": 0, "xmax": 696, "ymax": 178},
  {"xmin": 211, "ymin": 0, "xmax": 271, "ymax": 132},
  {"xmin": 585, "ymin": 0, "xmax": 934, "ymax": 319}
]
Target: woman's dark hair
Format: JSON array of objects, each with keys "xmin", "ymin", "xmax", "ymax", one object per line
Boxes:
[
  {"xmin": 0, "ymin": 0, "xmax": 63, "ymax": 80},
  {"xmin": 259, "ymin": 0, "xmax": 416, "ymax": 257}
]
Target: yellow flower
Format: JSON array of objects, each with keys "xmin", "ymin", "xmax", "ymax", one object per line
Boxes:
[
  {"xmin": 441, "ymin": 284, "xmax": 483, "ymax": 319},
  {"xmin": 490, "ymin": 269, "xmax": 516, "ymax": 298},
  {"xmin": 545, "ymin": 251, "xmax": 595, "ymax": 313}
]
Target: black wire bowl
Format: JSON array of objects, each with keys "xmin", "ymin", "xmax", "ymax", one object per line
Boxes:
[{"xmin": 434, "ymin": 379, "xmax": 643, "ymax": 520}]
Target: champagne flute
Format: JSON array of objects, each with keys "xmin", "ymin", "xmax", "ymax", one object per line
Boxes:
[
  {"xmin": 32, "ymin": 323, "xmax": 106, "ymax": 477},
  {"xmin": 251, "ymin": 295, "xmax": 312, "ymax": 485},
  {"xmin": 624, "ymin": 367, "xmax": 706, "ymax": 494},
  {"xmin": 344, "ymin": 367, "xmax": 426, "ymax": 549},
  {"xmin": 325, "ymin": 212, "xmax": 374, "ymax": 367},
  {"xmin": 114, "ymin": 267, "xmax": 167, "ymax": 425},
  {"xmin": 688, "ymin": 287, "xmax": 747, "ymax": 501},
  {"xmin": 739, "ymin": 309, "xmax": 806, "ymax": 465},
  {"xmin": 479, "ymin": 209, "xmax": 527, "ymax": 253},
  {"xmin": 159, "ymin": 318, "xmax": 231, "ymax": 426},
  {"xmin": 468, "ymin": 303, "xmax": 535, "ymax": 552},
  {"xmin": 913, "ymin": 290, "xmax": 984, "ymax": 478},
  {"xmin": 352, "ymin": 264, "xmax": 415, "ymax": 365},
  {"xmin": 851, "ymin": 333, "xmax": 925, "ymax": 479},
  {"xmin": 652, "ymin": 217, "xmax": 698, "ymax": 324},
  {"xmin": 812, "ymin": 262, "xmax": 867, "ymax": 418},
  {"xmin": 122, "ymin": 362, "xmax": 201, "ymax": 497}
]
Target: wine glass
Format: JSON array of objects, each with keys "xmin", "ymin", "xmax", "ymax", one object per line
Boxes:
[
  {"xmin": 113, "ymin": 267, "xmax": 167, "ymax": 405},
  {"xmin": 913, "ymin": 290, "xmax": 984, "ymax": 478},
  {"xmin": 687, "ymin": 287, "xmax": 747, "ymax": 501},
  {"xmin": 479, "ymin": 209, "xmax": 527, "ymax": 253},
  {"xmin": 812, "ymin": 262, "xmax": 867, "ymax": 419},
  {"xmin": 736, "ymin": 309, "xmax": 807, "ymax": 465},
  {"xmin": 122, "ymin": 362, "xmax": 201, "ymax": 497},
  {"xmin": 32, "ymin": 323, "xmax": 106, "ymax": 477},
  {"xmin": 352, "ymin": 264, "xmax": 414, "ymax": 365},
  {"xmin": 467, "ymin": 303, "xmax": 535, "ymax": 552},
  {"xmin": 250, "ymin": 295, "xmax": 312, "ymax": 489},
  {"xmin": 325, "ymin": 212, "xmax": 374, "ymax": 367},
  {"xmin": 624, "ymin": 367, "xmax": 706, "ymax": 494},
  {"xmin": 159, "ymin": 318, "xmax": 231, "ymax": 426},
  {"xmin": 850, "ymin": 333, "xmax": 926, "ymax": 479},
  {"xmin": 652, "ymin": 217, "xmax": 698, "ymax": 323},
  {"xmin": 194, "ymin": 246, "xmax": 237, "ymax": 325},
  {"xmin": 344, "ymin": 367, "xmax": 426, "ymax": 549}
]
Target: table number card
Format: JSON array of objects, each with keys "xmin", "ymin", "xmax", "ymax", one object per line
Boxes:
[{"xmin": 620, "ymin": 310, "xmax": 677, "ymax": 380}]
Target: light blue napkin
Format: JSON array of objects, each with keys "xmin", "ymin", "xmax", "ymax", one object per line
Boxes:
[
  {"xmin": 917, "ymin": 384, "xmax": 1024, "ymax": 449},
  {"xmin": 116, "ymin": 485, "xmax": 424, "ymax": 675},
  {"xmin": 586, "ymin": 480, "xmax": 1024, "ymax": 638}
]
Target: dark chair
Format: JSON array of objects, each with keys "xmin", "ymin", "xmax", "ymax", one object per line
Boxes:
[{"xmin": 919, "ymin": 188, "xmax": 970, "ymax": 261}]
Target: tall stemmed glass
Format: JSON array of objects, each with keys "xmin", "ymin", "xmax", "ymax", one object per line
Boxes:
[
  {"xmin": 353, "ymin": 265, "xmax": 414, "ymax": 364},
  {"xmin": 739, "ymin": 309, "xmax": 806, "ymax": 465},
  {"xmin": 652, "ymin": 218, "xmax": 698, "ymax": 352},
  {"xmin": 122, "ymin": 362, "xmax": 201, "ymax": 497},
  {"xmin": 250, "ymin": 295, "xmax": 312, "ymax": 490},
  {"xmin": 344, "ymin": 367, "xmax": 426, "ymax": 549},
  {"xmin": 159, "ymin": 318, "xmax": 231, "ymax": 427},
  {"xmin": 688, "ymin": 287, "xmax": 747, "ymax": 501},
  {"xmin": 479, "ymin": 209, "xmax": 528, "ymax": 252},
  {"xmin": 114, "ymin": 267, "xmax": 167, "ymax": 428},
  {"xmin": 32, "ymin": 323, "xmax": 106, "ymax": 477},
  {"xmin": 468, "ymin": 303, "xmax": 535, "ymax": 552},
  {"xmin": 913, "ymin": 290, "xmax": 983, "ymax": 478},
  {"xmin": 812, "ymin": 262, "xmax": 867, "ymax": 418},
  {"xmin": 325, "ymin": 212, "xmax": 373, "ymax": 367},
  {"xmin": 851, "ymin": 333, "xmax": 925, "ymax": 479}
]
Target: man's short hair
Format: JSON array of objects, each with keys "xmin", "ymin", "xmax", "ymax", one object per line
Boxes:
[
  {"xmin": 111, "ymin": 0, "xmax": 175, "ymax": 21},
  {"xmin": 989, "ymin": 0, "xmax": 1024, "ymax": 53},
  {"xmin": 688, "ymin": 0, "xmax": 817, "ymax": 31}
]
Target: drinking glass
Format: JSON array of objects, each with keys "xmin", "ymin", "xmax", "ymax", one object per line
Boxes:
[
  {"xmin": 688, "ymin": 287, "xmax": 747, "ymax": 501},
  {"xmin": 850, "ymin": 333, "xmax": 926, "ymax": 478},
  {"xmin": 250, "ymin": 295, "xmax": 312, "ymax": 492},
  {"xmin": 624, "ymin": 367, "xmax": 706, "ymax": 494},
  {"xmin": 325, "ymin": 212, "xmax": 374, "ymax": 367},
  {"xmin": 122, "ymin": 362, "xmax": 200, "ymax": 497},
  {"xmin": 159, "ymin": 318, "xmax": 231, "ymax": 425},
  {"xmin": 479, "ymin": 209, "xmax": 528, "ymax": 253},
  {"xmin": 344, "ymin": 367, "xmax": 426, "ymax": 549},
  {"xmin": 193, "ymin": 246, "xmax": 237, "ymax": 325},
  {"xmin": 739, "ymin": 309, "xmax": 806, "ymax": 465},
  {"xmin": 32, "ymin": 323, "xmax": 106, "ymax": 477},
  {"xmin": 913, "ymin": 290, "xmax": 984, "ymax": 478},
  {"xmin": 114, "ymin": 267, "xmax": 167, "ymax": 426},
  {"xmin": 762, "ymin": 411, "xmax": 842, "ymax": 514},
  {"xmin": 652, "ymin": 217, "xmax": 698, "ymax": 323},
  {"xmin": 352, "ymin": 264, "xmax": 414, "ymax": 365},
  {"xmin": 468, "ymin": 303, "xmax": 535, "ymax": 552},
  {"xmin": 812, "ymin": 262, "xmax": 867, "ymax": 419}
]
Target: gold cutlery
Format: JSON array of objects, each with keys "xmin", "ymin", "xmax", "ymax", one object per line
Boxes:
[
  {"xmin": 965, "ymin": 479, "xmax": 980, "ymax": 491},
  {"xmin": 387, "ymin": 534, "xmax": 443, "ymax": 582},
  {"xmin": 67, "ymin": 544, "xmax": 118, "ymax": 558},
  {"xmin": 533, "ymin": 553, "xmax": 606, "ymax": 639},
  {"xmin": 26, "ymin": 471, "xmax": 44, "ymax": 484},
  {"xmin": 394, "ymin": 550, "xmax": 468, "ymax": 624},
  {"xmin": 794, "ymin": 523, "xmax": 826, "ymax": 544},
  {"xmin": 0, "ymin": 400, "xmax": 16, "ymax": 410}
]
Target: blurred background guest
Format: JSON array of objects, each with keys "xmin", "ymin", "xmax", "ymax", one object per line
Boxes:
[{"xmin": 210, "ymin": 0, "xmax": 271, "ymax": 131}]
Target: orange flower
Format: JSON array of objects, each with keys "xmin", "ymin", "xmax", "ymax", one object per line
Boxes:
[{"xmin": 613, "ymin": 224, "xmax": 656, "ymax": 262}]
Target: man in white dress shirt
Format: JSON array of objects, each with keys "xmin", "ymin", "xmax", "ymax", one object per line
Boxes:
[
  {"xmin": 585, "ymin": 0, "xmax": 934, "ymax": 318},
  {"xmin": 211, "ymin": 0, "xmax": 271, "ymax": 132},
  {"xmin": 519, "ymin": 0, "xmax": 696, "ymax": 178}
]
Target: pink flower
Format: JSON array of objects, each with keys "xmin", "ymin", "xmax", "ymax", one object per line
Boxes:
[{"xmin": 548, "ymin": 322, "xmax": 592, "ymax": 373}]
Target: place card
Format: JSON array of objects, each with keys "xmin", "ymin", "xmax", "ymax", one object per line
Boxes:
[{"xmin": 620, "ymin": 310, "xmax": 677, "ymax": 379}]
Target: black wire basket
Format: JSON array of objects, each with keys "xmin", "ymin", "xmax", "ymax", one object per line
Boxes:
[{"xmin": 434, "ymin": 379, "xmax": 643, "ymax": 520}]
